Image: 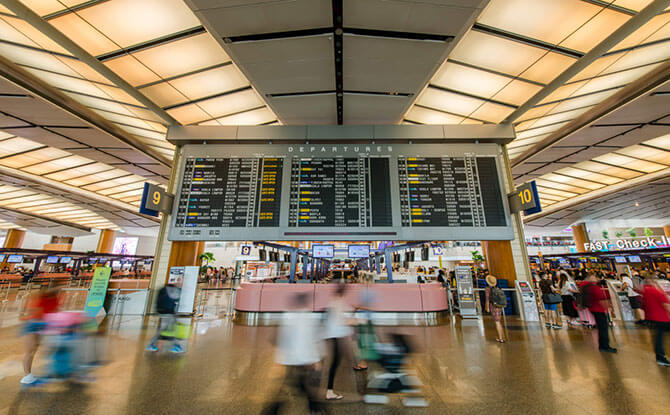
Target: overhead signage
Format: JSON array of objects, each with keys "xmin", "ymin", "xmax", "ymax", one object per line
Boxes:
[
  {"xmin": 140, "ymin": 183, "xmax": 174, "ymax": 217},
  {"xmin": 432, "ymin": 246, "xmax": 444, "ymax": 256},
  {"xmin": 348, "ymin": 244, "xmax": 370, "ymax": 258},
  {"xmin": 583, "ymin": 236, "xmax": 670, "ymax": 252},
  {"xmin": 84, "ymin": 267, "xmax": 112, "ymax": 317},
  {"xmin": 168, "ymin": 144, "xmax": 514, "ymax": 241},
  {"xmin": 508, "ymin": 181, "xmax": 540, "ymax": 214}
]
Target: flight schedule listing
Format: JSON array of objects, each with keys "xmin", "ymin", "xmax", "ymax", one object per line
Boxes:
[
  {"xmin": 398, "ymin": 156, "xmax": 506, "ymax": 227},
  {"xmin": 288, "ymin": 157, "xmax": 392, "ymax": 227},
  {"xmin": 174, "ymin": 157, "xmax": 283, "ymax": 228}
]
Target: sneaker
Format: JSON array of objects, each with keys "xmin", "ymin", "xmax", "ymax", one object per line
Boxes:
[
  {"xmin": 657, "ymin": 358, "xmax": 670, "ymax": 367},
  {"xmin": 20, "ymin": 374, "xmax": 37, "ymax": 385},
  {"xmin": 635, "ymin": 320, "xmax": 645, "ymax": 325},
  {"xmin": 552, "ymin": 324, "xmax": 562, "ymax": 329},
  {"xmin": 545, "ymin": 323, "xmax": 551, "ymax": 328},
  {"xmin": 145, "ymin": 343, "xmax": 159, "ymax": 352},
  {"xmin": 599, "ymin": 347, "xmax": 618, "ymax": 353},
  {"xmin": 171, "ymin": 344, "xmax": 185, "ymax": 354}
]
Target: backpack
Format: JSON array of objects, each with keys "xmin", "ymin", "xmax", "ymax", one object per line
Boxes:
[
  {"xmin": 156, "ymin": 286, "xmax": 179, "ymax": 314},
  {"xmin": 490, "ymin": 286, "xmax": 507, "ymax": 308}
]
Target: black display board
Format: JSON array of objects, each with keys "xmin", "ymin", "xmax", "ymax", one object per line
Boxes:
[{"xmin": 169, "ymin": 144, "xmax": 513, "ymax": 241}]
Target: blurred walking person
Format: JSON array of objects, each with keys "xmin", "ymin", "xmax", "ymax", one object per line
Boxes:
[
  {"xmin": 559, "ymin": 270, "xmax": 581, "ymax": 327},
  {"xmin": 20, "ymin": 289, "xmax": 59, "ymax": 385},
  {"xmin": 641, "ymin": 274, "xmax": 670, "ymax": 366},
  {"xmin": 582, "ymin": 273, "xmax": 617, "ymax": 353},
  {"xmin": 324, "ymin": 283, "xmax": 353, "ymax": 400},
  {"xmin": 263, "ymin": 293, "xmax": 323, "ymax": 415},
  {"xmin": 146, "ymin": 282, "xmax": 183, "ymax": 354}
]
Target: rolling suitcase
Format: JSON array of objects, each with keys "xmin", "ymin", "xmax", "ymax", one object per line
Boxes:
[{"xmin": 578, "ymin": 307, "xmax": 596, "ymax": 328}]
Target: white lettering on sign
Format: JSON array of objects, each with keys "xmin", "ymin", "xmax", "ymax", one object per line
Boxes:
[
  {"xmin": 585, "ymin": 236, "xmax": 668, "ymax": 252},
  {"xmin": 283, "ymin": 145, "xmax": 392, "ymax": 154}
]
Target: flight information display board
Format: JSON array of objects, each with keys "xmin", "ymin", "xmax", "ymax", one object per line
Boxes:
[{"xmin": 169, "ymin": 144, "xmax": 513, "ymax": 241}]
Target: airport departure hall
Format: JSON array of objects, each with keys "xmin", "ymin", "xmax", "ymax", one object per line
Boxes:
[{"xmin": 0, "ymin": 0, "xmax": 670, "ymax": 414}]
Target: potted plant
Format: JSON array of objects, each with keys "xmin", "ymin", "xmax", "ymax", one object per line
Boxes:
[
  {"xmin": 471, "ymin": 250, "xmax": 485, "ymax": 268},
  {"xmin": 602, "ymin": 230, "xmax": 609, "ymax": 239},
  {"xmin": 198, "ymin": 252, "xmax": 215, "ymax": 274},
  {"xmin": 644, "ymin": 227, "xmax": 653, "ymax": 237},
  {"xmin": 615, "ymin": 231, "xmax": 623, "ymax": 238},
  {"xmin": 626, "ymin": 228, "xmax": 636, "ymax": 238}
]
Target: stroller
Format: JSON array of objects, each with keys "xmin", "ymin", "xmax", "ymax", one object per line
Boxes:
[
  {"xmin": 38, "ymin": 312, "xmax": 98, "ymax": 383},
  {"xmin": 357, "ymin": 322, "xmax": 428, "ymax": 407}
]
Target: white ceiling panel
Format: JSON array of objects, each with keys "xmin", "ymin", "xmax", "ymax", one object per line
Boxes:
[
  {"xmin": 0, "ymin": 127, "xmax": 85, "ymax": 149},
  {"xmin": 189, "ymin": 0, "xmax": 332, "ymax": 37},
  {"xmin": 229, "ymin": 35, "xmax": 335, "ymax": 94},
  {"xmin": 556, "ymin": 125, "xmax": 633, "ymax": 147},
  {"xmin": 268, "ymin": 94, "xmax": 336, "ymax": 125},
  {"xmin": 343, "ymin": 34, "xmax": 446, "ymax": 92},
  {"xmin": 343, "ymin": 94, "xmax": 410, "ymax": 125},
  {"xmin": 343, "ymin": 0, "xmax": 483, "ymax": 36},
  {"xmin": 596, "ymin": 94, "xmax": 670, "ymax": 125},
  {"xmin": 599, "ymin": 124, "xmax": 670, "ymax": 147}
]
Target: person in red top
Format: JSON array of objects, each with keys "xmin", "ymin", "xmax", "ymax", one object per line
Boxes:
[
  {"xmin": 582, "ymin": 273, "xmax": 617, "ymax": 353},
  {"xmin": 642, "ymin": 275, "xmax": 670, "ymax": 366},
  {"xmin": 20, "ymin": 289, "xmax": 59, "ymax": 385}
]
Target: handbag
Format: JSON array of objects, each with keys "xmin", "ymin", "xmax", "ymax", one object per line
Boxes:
[{"xmin": 543, "ymin": 293, "xmax": 562, "ymax": 305}]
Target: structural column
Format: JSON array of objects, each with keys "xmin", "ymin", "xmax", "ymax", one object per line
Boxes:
[
  {"xmin": 164, "ymin": 241, "xmax": 204, "ymax": 281},
  {"xmin": 3, "ymin": 229, "xmax": 25, "ymax": 249},
  {"xmin": 96, "ymin": 229, "xmax": 116, "ymax": 253},
  {"xmin": 664, "ymin": 225, "xmax": 670, "ymax": 238},
  {"xmin": 481, "ymin": 240, "xmax": 517, "ymax": 282},
  {"xmin": 571, "ymin": 222, "xmax": 590, "ymax": 253}
]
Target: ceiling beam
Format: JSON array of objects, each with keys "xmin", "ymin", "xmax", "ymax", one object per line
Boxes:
[
  {"xmin": 503, "ymin": 0, "xmax": 670, "ymax": 125},
  {"xmin": 0, "ymin": 164, "xmax": 160, "ymax": 224},
  {"xmin": 0, "ymin": 205, "xmax": 91, "ymax": 232},
  {"xmin": 525, "ymin": 167, "xmax": 670, "ymax": 223},
  {"xmin": 512, "ymin": 60, "xmax": 670, "ymax": 166},
  {"xmin": 0, "ymin": 0, "xmax": 179, "ymax": 126},
  {"xmin": 0, "ymin": 55, "xmax": 172, "ymax": 168}
]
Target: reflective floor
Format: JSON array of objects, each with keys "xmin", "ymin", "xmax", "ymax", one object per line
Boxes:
[{"xmin": 1, "ymin": 314, "xmax": 670, "ymax": 415}]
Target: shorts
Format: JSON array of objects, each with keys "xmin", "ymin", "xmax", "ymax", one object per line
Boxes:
[
  {"xmin": 629, "ymin": 295, "xmax": 642, "ymax": 309},
  {"xmin": 21, "ymin": 320, "xmax": 46, "ymax": 336},
  {"xmin": 544, "ymin": 303, "xmax": 558, "ymax": 311}
]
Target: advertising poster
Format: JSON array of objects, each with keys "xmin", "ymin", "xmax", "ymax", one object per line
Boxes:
[
  {"xmin": 245, "ymin": 262, "xmax": 277, "ymax": 281},
  {"xmin": 84, "ymin": 267, "xmax": 112, "ymax": 317}
]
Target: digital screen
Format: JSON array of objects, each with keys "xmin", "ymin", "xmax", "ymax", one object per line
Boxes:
[
  {"xmin": 627, "ymin": 256, "xmax": 641, "ymax": 262},
  {"xmin": 0, "ymin": 254, "xmax": 4, "ymax": 262},
  {"xmin": 312, "ymin": 245, "xmax": 334, "ymax": 258},
  {"xmin": 348, "ymin": 244, "xmax": 370, "ymax": 258},
  {"xmin": 398, "ymin": 156, "xmax": 506, "ymax": 227},
  {"xmin": 46, "ymin": 256, "xmax": 60, "ymax": 264},
  {"xmin": 289, "ymin": 157, "xmax": 392, "ymax": 227},
  {"xmin": 88, "ymin": 258, "xmax": 98, "ymax": 264},
  {"xmin": 558, "ymin": 258, "xmax": 569, "ymax": 265},
  {"xmin": 174, "ymin": 157, "xmax": 283, "ymax": 229},
  {"xmin": 59, "ymin": 256, "xmax": 72, "ymax": 264},
  {"xmin": 7, "ymin": 254, "xmax": 23, "ymax": 263},
  {"xmin": 111, "ymin": 261, "xmax": 121, "ymax": 268},
  {"xmin": 615, "ymin": 256, "xmax": 627, "ymax": 263}
]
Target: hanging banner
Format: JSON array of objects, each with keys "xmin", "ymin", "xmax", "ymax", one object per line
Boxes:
[{"xmin": 84, "ymin": 267, "xmax": 112, "ymax": 317}]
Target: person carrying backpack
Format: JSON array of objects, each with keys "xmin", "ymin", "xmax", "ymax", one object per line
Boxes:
[
  {"xmin": 146, "ymin": 282, "xmax": 183, "ymax": 354},
  {"xmin": 485, "ymin": 275, "xmax": 507, "ymax": 343}
]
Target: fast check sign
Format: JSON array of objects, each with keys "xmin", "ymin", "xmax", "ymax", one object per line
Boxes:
[{"xmin": 84, "ymin": 267, "xmax": 112, "ymax": 316}]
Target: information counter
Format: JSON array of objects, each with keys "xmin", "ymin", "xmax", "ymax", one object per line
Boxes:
[{"xmin": 234, "ymin": 282, "xmax": 449, "ymax": 326}]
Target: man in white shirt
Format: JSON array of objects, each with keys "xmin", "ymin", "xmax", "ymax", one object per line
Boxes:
[
  {"xmin": 621, "ymin": 273, "xmax": 645, "ymax": 325},
  {"xmin": 263, "ymin": 293, "xmax": 323, "ymax": 415}
]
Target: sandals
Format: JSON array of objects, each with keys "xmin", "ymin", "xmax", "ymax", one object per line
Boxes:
[
  {"xmin": 353, "ymin": 365, "xmax": 368, "ymax": 371},
  {"xmin": 496, "ymin": 338, "xmax": 506, "ymax": 343},
  {"xmin": 326, "ymin": 394, "xmax": 343, "ymax": 401}
]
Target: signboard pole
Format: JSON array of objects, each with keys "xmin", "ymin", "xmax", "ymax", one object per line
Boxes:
[
  {"xmin": 84, "ymin": 267, "xmax": 112, "ymax": 318},
  {"xmin": 384, "ymin": 249, "xmax": 394, "ymax": 283},
  {"xmin": 289, "ymin": 249, "xmax": 298, "ymax": 283}
]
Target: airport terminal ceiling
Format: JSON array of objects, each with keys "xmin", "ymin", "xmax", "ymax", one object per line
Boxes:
[{"xmin": 0, "ymin": 0, "xmax": 668, "ymax": 233}]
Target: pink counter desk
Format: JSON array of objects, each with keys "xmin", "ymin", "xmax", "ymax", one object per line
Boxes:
[{"xmin": 234, "ymin": 282, "xmax": 449, "ymax": 326}]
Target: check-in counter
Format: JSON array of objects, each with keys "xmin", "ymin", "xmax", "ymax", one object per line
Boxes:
[{"xmin": 234, "ymin": 282, "xmax": 449, "ymax": 325}]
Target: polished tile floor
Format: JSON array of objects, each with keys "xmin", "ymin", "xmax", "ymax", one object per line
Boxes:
[{"xmin": 1, "ymin": 314, "xmax": 670, "ymax": 415}]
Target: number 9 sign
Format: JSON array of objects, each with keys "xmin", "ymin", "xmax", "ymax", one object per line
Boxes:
[{"xmin": 241, "ymin": 245, "xmax": 252, "ymax": 256}]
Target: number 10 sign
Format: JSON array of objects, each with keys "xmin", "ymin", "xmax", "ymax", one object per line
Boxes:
[{"xmin": 508, "ymin": 181, "xmax": 541, "ymax": 215}]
